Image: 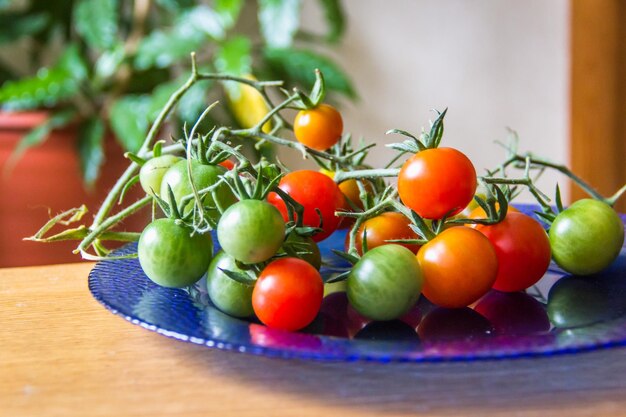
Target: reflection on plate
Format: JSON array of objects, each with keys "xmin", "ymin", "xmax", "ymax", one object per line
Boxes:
[{"xmin": 88, "ymin": 205, "xmax": 626, "ymax": 362}]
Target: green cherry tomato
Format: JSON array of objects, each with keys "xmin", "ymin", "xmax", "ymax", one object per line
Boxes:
[
  {"xmin": 139, "ymin": 155, "xmax": 182, "ymax": 196},
  {"xmin": 206, "ymin": 251, "xmax": 254, "ymax": 318},
  {"xmin": 160, "ymin": 160, "xmax": 236, "ymax": 219},
  {"xmin": 549, "ymin": 199, "xmax": 624, "ymax": 275},
  {"xmin": 138, "ymin": 218, "xmax": 213, "ymax": 288},
  {"xmin": 217, "ymin": 199, "xmax": 286, "ymax": 264},
  {"xmin": 347, "ymin": 244, "xmax": 423, "ymax": 321},
  {"xmin": 280, "ymin": 233, "xmax": 322, "ymax": 270}
]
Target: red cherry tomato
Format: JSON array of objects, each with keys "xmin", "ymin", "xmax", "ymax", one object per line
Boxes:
[
  {"xmin": 417, "ymin": 226, "xmax": 498, "ymax": 308},
  {"xmin": 473, "ymin": 212, "xmax": 551, "ymax": 292},
  {"xmin": 345, "ymin": 211, "xmax": 421, "ymax": 255},
  {"xmin": 294, "ymin": 103, "xmax": 343, "ymax": 151},
  {"xmin": 252, "ymin": 258, "xmax": 324, "ymax": 331},
  {"xmin": 398, "ymin": 147, "xmax": 477, "ymax": 219},
  {"xmin": 267, "ymin": 170, "xmax": 344, "ymax": 242},
  {"xmin": 218, "ymin": 159, "xmax": 235, "ymax": 170}
]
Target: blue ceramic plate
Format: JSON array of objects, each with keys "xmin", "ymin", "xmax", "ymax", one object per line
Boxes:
[{"xmin": 89, "ymin": 205, "xmax": 626, "ymax": 362}]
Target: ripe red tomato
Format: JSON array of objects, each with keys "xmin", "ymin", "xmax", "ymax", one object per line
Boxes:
[
  {"xmin": 473, "ymin": 212, "xmax": 551, "ymax": 292},
  {"xmin": 267, "ymin": 170, "xmax": 344, "ymax": 242},
  {"xmin": 397, "ymin": 147, "xmax": 477, "ymax": 219},
  {"xmin": 294, "ymin": 103, "xmax": 343, "ymax": 151},
  {"xmin": 218, "ymin": 159, "xmax": 235, "ymax": 170},
  {"xmin": 252, "ymin": 258, "xmax": 324, "ymax": 331},
  {"xmin": 345, "ymin": 211, "xmax": 421, "ymax": 255},
  {"xmin": 417, "ymin": 226, "xmax": 498, "ymax": 308}
]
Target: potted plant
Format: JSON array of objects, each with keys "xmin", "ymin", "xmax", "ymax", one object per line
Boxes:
[{"xmin": 0, "ymin": 0, "xmax": 355, "ymax": 267}]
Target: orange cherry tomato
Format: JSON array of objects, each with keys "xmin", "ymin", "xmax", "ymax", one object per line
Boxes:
[
  {"xmin": 473, "ymin": 212, "xmax": 551, "ymax": 292},
  {"xmin": 346, "ymin": 212, "xmax": 421, "ymax": 255},
  {"xmin": 397, "ymin": 147, "xmax": 477, "ymax": 219},
  {"xmin": 294, "ymin": 103, "xmax": 343, "ymax": 151},
  {"xmin": 417, "ymin": 226, "xmax": 498, "ymax": 308},
  {"xmin": 466, "ymin": 204, "xmax": 519, "ymax": 225}
]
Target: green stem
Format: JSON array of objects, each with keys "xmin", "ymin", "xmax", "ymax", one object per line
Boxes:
[{"xmin": 334, "ymin": 168, "xmax": 400, "ymax": 183}]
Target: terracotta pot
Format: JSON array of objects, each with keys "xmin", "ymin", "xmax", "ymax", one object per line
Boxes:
[{"xmin": 0, "ymin": 111, "xmax": 148, "ymax": 267}]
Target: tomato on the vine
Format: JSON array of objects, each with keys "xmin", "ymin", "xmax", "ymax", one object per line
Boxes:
[
  {"xmin": 417, "ymin": 226, "xmax": 497, "ymax": 308},
  {"xmin": 347, "ymin": 244, "xmax": 423, "ymax": 321},
  {"xmin": 217, "ymin": 199, "xmax": 285, "ymax": 264},
  {"xmin": 549, "ymin": 199, "xmax": 624, "ymax": 275},
  {"xmin": 138, "ymin": 218, "xmax": 213, "ymax": 288},
  {"xmin": 294, "ymin": 103, "xmax": 343, "ymax": 151},
  {"xmin": 252, "ymin": 257, "xmax": 324, "ymax": 331},
  {"xmin": 398, "ymin": 147, "xmax": 477, "ymax": 219},
  {"xmin": 206, "ymin": 251, "xmax": 254, "ymax": 318},
  {"xmin": 267, "ymin": 170, "xmax": 344, "ymax": 242},
  {"xmin": 473, "ymin": 212, "xmax": 551, "ymax": 292},
  {"xmin": 160, "ymin": 160, "xmax": 236, "ymax": 219},
  {"xmin": 139, "ymin": 155, "xmax": 182, "ymax": 196},
  {"xmin": 346, "ymin": 211, "xmax": 421, "ymax": 255},
  {"xmin": 218, "ymin": 159, "xmax": 235, "ymax": 170}
]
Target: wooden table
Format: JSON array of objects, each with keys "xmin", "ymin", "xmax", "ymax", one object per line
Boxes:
[{"xmin": 2, "ymin": 263, "xmax": 626, "ymax": 417}]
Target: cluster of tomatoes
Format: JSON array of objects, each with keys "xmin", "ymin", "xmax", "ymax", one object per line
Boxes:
[{"xmin": 135, "ymin": 100, "xmax": 625, "ymax": 333}]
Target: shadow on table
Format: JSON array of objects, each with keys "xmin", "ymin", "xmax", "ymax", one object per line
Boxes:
[{"xmin": 161, "ymin": 337, "xmax": 626, "ymax": 415}]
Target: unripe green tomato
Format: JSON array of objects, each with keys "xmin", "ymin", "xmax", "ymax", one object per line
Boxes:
[
  {"xmin": 139, "ymin": 155, "xmax": 182, "ymax": 196},
  {"xmin": 160, "ymin": 160, "xmax": 237, "ymax": 220},
  {"xmin": 280, "ymin": 233, "xmax": 322, "ymax": 270},
  {"xmin": 347, "ymin": 244, "xmax": 423, "ymax": 321},
  {"xmin": 549, "ymin": 199, "xmax": 624, "ymax": 275},
  {"xmin": 206, "ymin": 251, "xmax": 254, "ymax": 318},
  {"xmin": 138, "ymin": 218, "xmax": 213, "ymax": 288},
  {"xmin": 217, "ymin": 199, "xmax": 286, "ymax": 264}
]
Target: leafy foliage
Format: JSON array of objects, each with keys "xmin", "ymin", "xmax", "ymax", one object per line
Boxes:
[{"xmin": 0, "ymin": 0, "xmax": 355, "ymax": 186}]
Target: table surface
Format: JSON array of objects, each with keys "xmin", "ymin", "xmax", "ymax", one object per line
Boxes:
[{"xmin": 3, "ymin": 263, "xmax": 626, "ymax": 417}]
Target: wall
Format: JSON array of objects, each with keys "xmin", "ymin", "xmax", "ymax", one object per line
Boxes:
[{"xmin": 287, "ymin": 0, "xmax": 570, "ymax": 203}]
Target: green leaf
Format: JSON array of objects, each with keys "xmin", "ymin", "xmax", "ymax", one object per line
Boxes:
[
  {"xmin": 0, "ymin": 12, "xmax": 49, "ymax": 44},
  {"xmin": 318, "ymin": 0, "xmax": 344, "ymax": 42},
  {"xmin": 74, "ymin": 0, "xmax": 119, "ymax": 51},
  {"xmin": 258, "ymin": 0, "xmax": 301, "ymax": 48},
  {"xmin": 214, "ymin": 37, "xmax": 251, "ymax": 97},
  {"xmin": 57, "ymin": 45, "xmax": 89, "ymax": 81},
  {"xmin": 215, "ymin": 0, "xmax": 244, "ymax": 30},
  {"xmin": 77, "ymin": 118, "xmax": 105, "ymax": 187},
  {"xmin": 6, "ymin": 110, "xmax": 76, "ymax": 169},
  {"xmin": 178, "ymin": 81, "xmax": 212, "ymax": 123},
  {"xmin": 135, "ymin": 6, "xmax": 225, "ymax": 70},
  {"xmin": 214, "ymin": 37, "xmax": 251, "ymax": 75},
  {"xmin": 94, "ymin": 44, "xmax": 125, "ymax": 82},
  {"xmin": 109, "ymin": 95, "xmax": 151, "ymax": 153},
  {"xmin": 263, "ymin": 47, "xmax": 356, "ymax": 98}
]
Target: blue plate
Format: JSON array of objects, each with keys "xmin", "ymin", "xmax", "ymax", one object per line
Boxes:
[{"xmin": 89, "ymin": 204, "xmax": 626, "ymax": 362}]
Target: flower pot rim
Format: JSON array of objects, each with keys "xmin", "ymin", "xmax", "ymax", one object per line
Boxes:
[{"xmin": 0, "ymin": 110, "xmax": 50, "ymax": 131}]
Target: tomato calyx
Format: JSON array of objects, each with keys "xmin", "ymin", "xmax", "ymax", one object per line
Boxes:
[
  {"xmin": 386, "ymin": 108, "xmax": 447, "ymax": 153},
  {"xmin": 291, "ymin": 69, "xmax": 327, "ymax": 110}
]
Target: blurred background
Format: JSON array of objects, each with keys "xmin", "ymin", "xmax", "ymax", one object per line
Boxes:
[{"xmin": 0, "ymin": 0, "xmax": 624, "ymax": 267}]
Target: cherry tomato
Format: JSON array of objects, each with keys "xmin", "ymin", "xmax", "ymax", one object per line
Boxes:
[
  {"xmin": 160, "ymin": 160, "xmax": 236, "ymax": 220},
  {"xmin": 217, "ymin": 199, "xmax": 285, "ymax": 264},
  {"xmin": 206, "ymin": 251, "xmax": 254, "ymax": 318},
  {"xmin": 466, "ymin": 204, "xmax": 519, "ymax": 223},
  {"xmin": 397, "ymin": 147, "xmax": 477, "ymax": 219},
  {"xmin": 346, "ymin": 211, "xmax": 421, "ymax": 255},
  {"xmin": 139, "ymin": 155, "xmax": 182, "ymax": 196},
  {"xmin": 549, "ymin": 199, "xmax": 624, "ymax": 275},
  {"xmin": 280, "ymin": 233, "xmax": 322, "ymax": 270},
  {"xmin": 218, "ymin": 159, "xmax": 235, "ymax": 170},
  {"xmin": 138, "ymin": 218, "xmax": 213, "ymax": 288},
  {"xmin": 347, "ymin": 244, "xmax": 423, "ymax": 321},
  {"xmin": 417, "ymin": 227, "xmax": 498, "ymax": 308},
  {"xmin": 252, "ymin": 258, "xmax": 324, "ymax": 331},
  {"xmin": 267, "ymin": 170, "xmax": 344, "ymax": 242},
  {"xmin": 294, "ymin": 103, "xmax": 343, "ymax": 151},
  {"xmin": 473, "ymin": 212, "xmax": 551, "ymax": 292}
]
